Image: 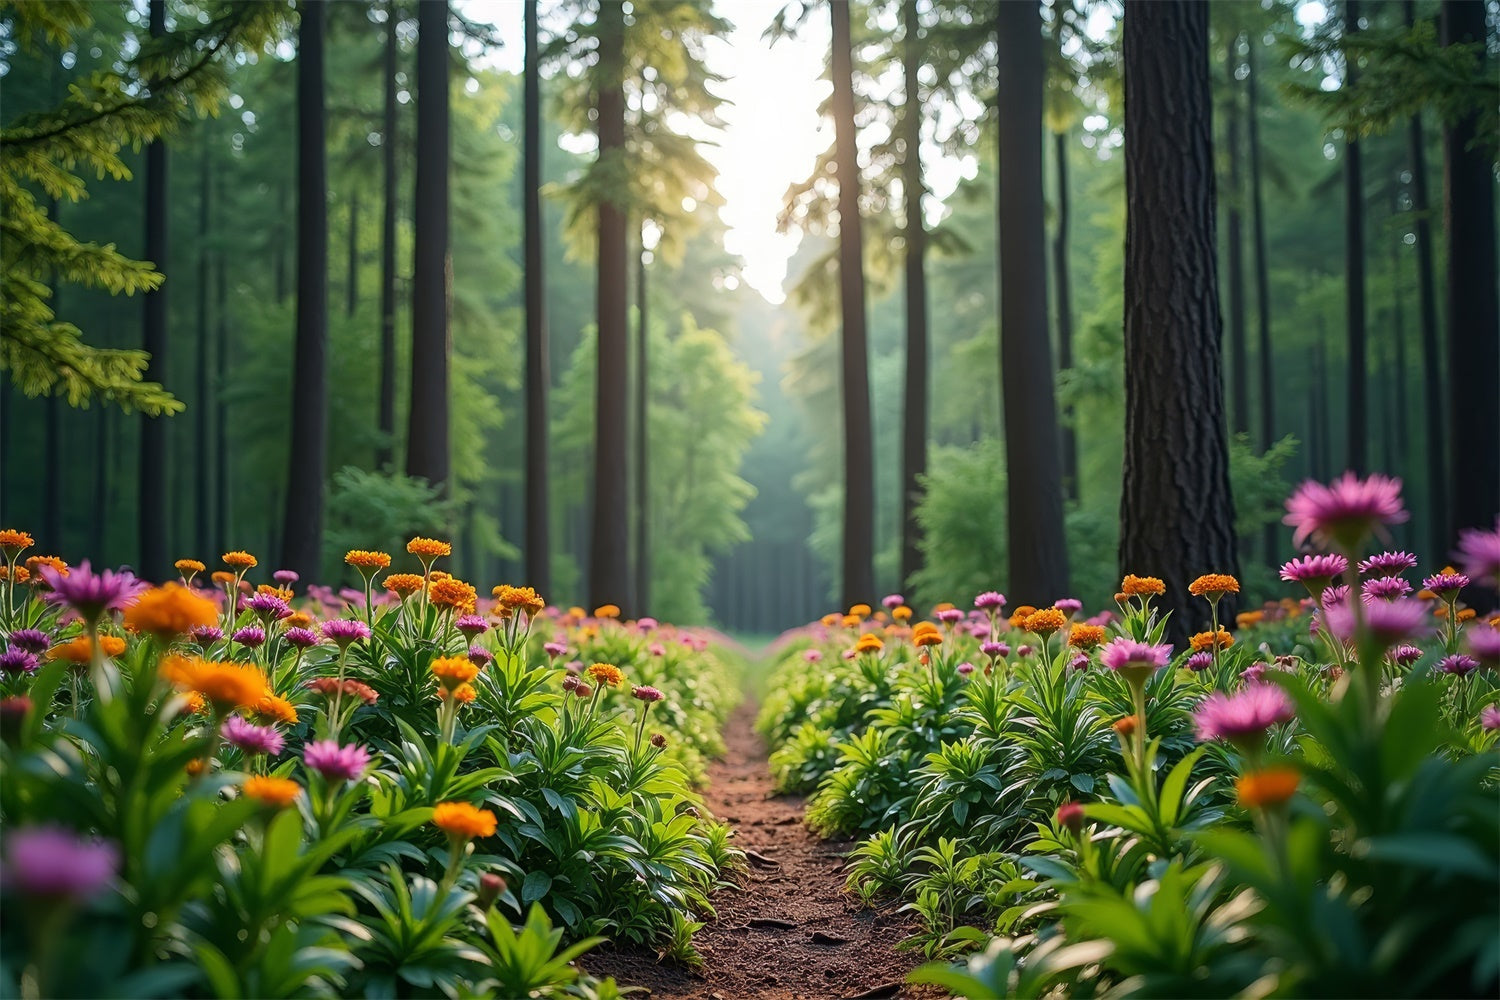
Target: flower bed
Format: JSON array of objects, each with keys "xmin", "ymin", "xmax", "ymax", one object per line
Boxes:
[
  {"xmin": 0, "ymin": 534, "xmax": 741, "ymax": 998},
  {"xmin": 757, "ymin": 480, "xmax": 1499, "ymax": 997}
]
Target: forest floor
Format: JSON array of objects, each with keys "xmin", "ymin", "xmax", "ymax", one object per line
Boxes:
[{"xmin": 583, "ymin": 701, "xmax": 935, "ymax": 1000}]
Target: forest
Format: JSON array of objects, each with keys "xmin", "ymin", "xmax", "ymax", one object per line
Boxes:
[{"xmin": 1, "ymin": 0, "xmax": 1497, "ymax": 998}]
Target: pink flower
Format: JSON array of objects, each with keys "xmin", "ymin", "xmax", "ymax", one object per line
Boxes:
[
  {"xmin": 1391, "ymin": 644, "xmax": 1424, "ymax": 667},
  {"xmin": 1186, "ymin": 651, "xmax": 1213, "ymax": 672},
  {"xmin": 320, "ymin": 618, "xmax": 371, "ymax": 648},
  {"xmin": 543, "ymin": 641, "xmax": 568, "ymax": 659},
  {"xmin": 936, "ymin": 608, "xmax": 965, "ymax": 625},
  {"xmin": 221, "ymin": 715, "xmax": 284, "ymax": 757},
  {"xmin": 455, "ymin": 614, "xmax": 489, "ymax": 638},
  {"xmin": 1466, "ymin": 626, "xmax": 1500, "ymax": 666},
  {"xmin": 1280, "ymin": 554, "xmax": 1349, "ymax": 594},
  {"xmin": 1055, "ymin": 598, "xmax": 1083, "ymax": 615},
  {"xmin": 1361, "ymin": 577, "xmax": 1412, "ymax": 603},
  {"xmin": 39, "ymin": 560, "xmax": 146, "ymax": 625},
  {"xmin": 980, "ymin": 641, "xmax": 1008, "ymax": 659},
  {"xmin": 632, "ymin": 685, "xmax": 665, "ymax": 703},
  {"xmin": 1323, "ymin": 597, "xmax": 1429, "ymax": 647},
  {"xmin": 1, "ymin": 826, "xmax": 119, "ymax": 899},
  {"xmin": 1357, "ymin": 551, "xmax": 1418, "ymax": 577},
  {"xmin": 1283, "ymin": 473, "xmax": 1408, "ymax": 550},
  {"xmin": 1436, "ymin": 654, "xmax": 1479, "ymax": 677},
  {"xmin": 1099, "ymin": 638, "xmax": 1172, "ymax": 676},
  {"xmin": 231, "ymin": 625, "xmax": 266, "ymax": 649},
  {"xmin": 1421, "ymin": 571, "xmax": 1469, "ymax": 597},
  {"xmin": 1454, "ymin": 519, "xmax": 1500, "ymax": 587},
  {"xmin": 649, "ymin": 642, "xmax": 666, "ymax": 656},
  {"xmin": 302, "ymin": 740, "xmax": 371, "ymax": 782},
  {"xmin": 973, "ymin": 591, "xmax": 1006, "ymax": 611},
  {"xmin": 1481, "ymin": 704, "xmax": 1500, "ymax": 731},
  {"xmin": 956, "ymin": 661, "xmax": 976, "ymax": 676},
  {"xmin": 1194, "ymin": 683, "xmax": 1295, "ymax": 745},
  {"xmin": 802, "ymin": 648, "xmax": 823, "ymax": 663},
  {"xmin": 882, "ymin": 594, "xmax": 906, "ymax": 609},
  {"xmin": 284, "ymin": 627, "xmax": 320, "ymax": 649}
]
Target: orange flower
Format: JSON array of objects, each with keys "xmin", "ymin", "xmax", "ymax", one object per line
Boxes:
[
  {"xmin": 820, "ymin": 613, "xmax": 842, "ymax": 628},
  {"xmin": 1114, "ymin": 592, "xmax": 1130, "ymax": 604},
  {"xmin": 432, "ymin": 801, "xmax": 497, "ymax": 840},
  {"xmin": 1235, "ymin": 766, "xmax": 1300, "ymax": 809},
  {"xmin": 1068, "ymin": 624, "xmax": 1107, "ymax": 649},
  {"xmin": 222, "ymin": 551, "xmax": 258, "ymax": 570},
  {"xmin": 181, "ymin": 691, "xmax": 207, "ymax": 715},
  {"xmin": 1190, "ymin": 629, "xmax": 1234, "ymax": 652},
  {"xmin": 933, "ymin": 602, "xmax": 956, "ymax": 614},
  {"xmin": 892, "ymin": 606, "xmax": 913, "ymax": 622},
  {"xmin": 252, "ymin": 694, "xmax": 299, "ymax": 726},
  {"xmin": 912, "ymin": 622, "xmax": 943, "ymax": 648},
  {"xmin": 286, "ymin": 612, "xmax": 313, "ymax": 629},
  {"xmin": 1189, "ymin": 574, "xmax": 1240, "ymax": 599},
  {"xmin": 123, "ymin": 584, "xmax": 218, "ymax": 638},
  {"xmin": 0, "ymin": 566, "xmax": 30, "ymax": 585},
  {"xmin": 161, "ymin": 656, "xmax": 270, "ymax": 713},
  {"xmin": 1120, "ymin": 575, "xmax": 1166, "ymax": 597},
  {"xmin": 49, "ymin": 637, "xmax": 93, "ymax": 664},
  {"xmin": 256, "ymin": 584, "xmax": 294, "ymax": 601},
  {"xmin": 24, "ymin": 555, "xmax": 66, "ymax": 578},
  {"xmin": 841, "ymin": 614, "xmax": 861, "ymax": 628},
  {"xmin": 1113, "ymin": 715, "xmax": 1138, "ymax": 736},
  {"xmin": 452, "ymin": 683, "xmax": 478, "ymax": 704},
  {"xmin": 345, "ymin": 550, "xmax": 393, "ymax": 572},
  {"xmin": 593, "ymin": 604, "xmax": 621, "ymax": 619},
  {"xmin": 243, "ymin": 776, "xmax": 302, "ymax": 809},
  {"xmin": 428, "ymin": 578, "xmax": 478, "ymax": 614},
  {"xmin": 211, "ymin": 571, "xmax": 236, "ymax": 586},
  {"xmin": 587, "ymin": 662, "xmax": 625, "ymax": 687},
  {"xmin": 100, "ymin": 635, "xmax": 127, "ymax": 657},
  {"xmin": 431, "ymin": 656, "xmax": 480, "ymax": 691},
  {"xmin": 1236, "ymin": 611, "xmax": 1264, "ymax": 629},
  {"xmin": 848, "ymin": 603, "xmax": 872, "ymax": 618},
  {"xmin": 406, "ymin": 537, "xmax": 452, "ymax": 559},
  {"xmin": 1009, "ymin": 606, "xmax": 1038, "ymax": 629},
  {"xmin": 853, "ymin": 633, "xmax": 884, "ymax": 654},
  {"xmin": 1023, "ymin": 608, "xmax": 1068, "ymax": 637},
  {"xmin": 0, "ymin": 529, "xmax": 34, "ymax": 555},
  {"xmin": 492, "ymin": 585, "xmax": 545, "ymax": 617},
  {"xmin": 175, "ymin": 558, "xmax": 206, "ymax": 574},
  {"xmin": 383, "ymin": 573, "xmax": 426, "ymax": 598}
]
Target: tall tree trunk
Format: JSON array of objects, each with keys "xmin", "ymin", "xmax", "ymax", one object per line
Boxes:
[
  {"xmin": 634, "ymin": 229, "xmax": 650, "ymax": 613},
  {"xmin": 899, "ymin": 0, "xmax": 929, "ymax": 586},
  {"xmin": 139, "ymin": 0, "xmax": 170, "ymax": 580},
  {"xmin": 281, "ymin": 0, "xmax": 329, "ymax": 580},
  {"xmin": 830, "ymin": 0, "xmax": 875, "ymax": 606},
  {"xmin": 1388, "ymin": 196, "xmax": 1409, "ymax": 482},
  {"xmin": 1439, "ymin": 0, "xmax": 1499, "ymax": 538},
  {"xmin": 588, "ymin": 0, "xmax": 630, "ymax": 608},
  {"xmin": 1120, "ymin": 0, "xmax": 1238, "ymax": 647},
  {"xmin": 1245, "ymin": 35, "xmax": 1277, "ymax": 560},
  {"xmin": 406, "ymin": 0, "xmax": 452, "ymax": 492},
  {"xmin": 196, "ymin": 137, "xmax": 212, "ymax": 558},
  {"xmin": 1343, "ymin": 0, "xmax": 1367, "ymax": 473},
  {"xmin": 523, "ymin": 0, "xmax": 551, "ymax": 594},
  {"xmin": 1405, "ymin": 0, "xmax": 1446, "ymax": 556},
  {"xmin": 44, "ymin": 194, "xmax": 62, "ymax": 548},
  {"xmin": 1053, "ymin": 128, "xmax": 1079, "ymax": 502},
  {"xmin": 997, "ymin": 0, "xmax": 1069, "ymax": 605},
  {"xmin": 376, "ymin": 1, "xmax": 400, "ymax": 472},
  {"xmin": 215, "ymin": 166, "xmax": 230, "ymax": 549},
  {"xmin": 275, "ymin": 183, "xmax": 289, "ymax": 304},
  {"xmin": 346, "ymin": 194, "xmax": 359, "ymax": 317},
  {"xmin": 1223, "ymin": 34, "xmax": 1249, "ymax": 438}
]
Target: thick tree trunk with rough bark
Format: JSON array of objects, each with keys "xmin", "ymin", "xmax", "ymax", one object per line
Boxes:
[
  {"xmin": 589, "ymin": 0, "xmax": 630, "ymax": 608},
  {"xmin": 1439, "ymin": 0, "xmax": 1499, "ymax": 539},
  {"xmin": 376, "ymin": 2, "xmax": 399, "ymax": 472},
  {"xmin": 523, "ymin": 0, "xmax": 551, "ymax": 594},
  {"xmin": 406, "ymin": 0, "xmax": 451, "ymax": 493},
  {"xmin": 281, "ymin": 0, "xmax": 329, "ymax": 580},
  {"xmin": 997, "ymin": 0, "xmax": 1069, "ymax": 605},
  {"xmin": 139, "ymin": 0, "xmax": 170, "ymax": 579},
  {"xmin": 1120, "ymin": 0, "xmax": 1239, "ymax": 646},
  {"xmin": 899, "ymin": 0, "xmax": 928, "ymax": 587},
  {"xmin": 831, "ymin": 0, "xmax": 875, "ymax": 606}
]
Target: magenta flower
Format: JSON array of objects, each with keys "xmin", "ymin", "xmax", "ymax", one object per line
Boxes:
[
  {"xmin": 882, "ymin": 594, "xmax": 906, "ymax": 609},
  {"xmin": 1421, "ymin": 570, "xmax": 1469, "ymax": 596},
  {"xmin": 320, "ymin": 618, "xmax": 371, "ymax": 648},
  {"xmin": 1391, "ymin": 644, "xmax": 1424, "ymax": 667},
  {"xmin": 190, "ymin": 625, "xmax": 224, "ymax": 647},
  {"xmin": 1, "ymin": 826, "xmax": 119, "ymax": 899},
  {"xmin": 802, "ymin": 648, "xmax": 823, "ymax": 663},
  {"xmin": 1466, "ymin": 626, "xmax": 1500, "ymax": 666},
  {"xmin": 1481, "ymin": 704, "xmax": 1500, "ymax": 731},
  {"xmin": 246, "ymin": 593, "xmax": 292, "ymax": 623},
  {"xmin": 1099, "ymin": 638, "xmax": 1172, "ymax": 676},
  {"xmin": 649, "ymin": 642, "xmax": 666, "ymax": 656},
  {"xmin": 1016, "ymin": 644, "xmax": 1033, "ymax": 658},
  {"xmin": 39, "ymin": 560, "xmax": 146, "ymax": 625},
  {"xmin": 543, "ymin": 641, "xmax": 568, "ymax": 659},
  {"xmin": 936, "ymin": 608, "xmax": 965, "ymax": 625},
  {"xmin": 1186, "ymin": 651, "xmax": 1213, "ymax": 672},
  {"xmin": 467, "ymin": 645, "xmax": 494, "ymax": 668},
  {"xmin": 1280, "ymin": 554, "xmax": 1349, "ymax": 595},
  {"xmin": 973, "ymin": 591, "xmax": 1006, "ymax": 611},
  {"xmin": 1357, "ymin": 551, "xmax": 1418, "ymax": 578},
  {"xmin": 1324, "ymin": 597, "xmax": 1429, "ymax": 647},
  {"xmin": 980, "ymin": 641, "xmax": 1009, "ymax": 658},
  {"xmin": 1454, "ymin": 519, "xmax": 1500, "ymax": 587},
  {"xmin": 455, "ymin": 614, "xmax": 488, "ymax": 638},
  {"xmin": 1194, "ymin": 684, "xmax": 1294, "ymax": 747},
  {"xmin": 957, "ymin": 661, "xmax": 977, "ymax": 676},
  {"xmin": 231, "ymin": 625, "xmax": 266, "ymax": 649},
  {"xmin": 7, "ymin": 629, "xmax": 50, "ymax": 654},
  {"xmin": 1283, "ymin": 473, "xmax": 1408, "ymax": 550},
  {"xmin": 284, "ymin": 626, "xmax": 320, "ymax": 649},
  {"xmin": 1067, "ymin": 653, "xmax": 1089, "ymax": 671},
  {"xmin": 636, "ymin": 616, "xmax": 658, "ymax": 631},
  {"xmin": 1436, "ymin": 654, "xmax": 1479, "ymax": 677},
  {"xmin": 1361, "ymin": 577, "xmax": 1412, "ymax": 603},
  {"xmin": 303, "ymin": 740, "xmax": 371, "ymax": 782},
  {"xmin": 0, "ymin": 648, "xmax": 38, "ymax": 676},
  {"xmin": 1321, "ymin": 584, "xmax": 1351, "ymax": 608},
  {"xmin": 273, "ymin": 570, "xmax": 299, "ymax": 586},
  {"xmin": 1055, "ymin": 598, "xmax": 1083, "ymax": 615},
  {"xmin": 221, "ymin": 715, "xmax": 284, "ymax": 757},
  {"xmin": 632, "ymin": 685, "xmax": 665, "ymax": 703}
]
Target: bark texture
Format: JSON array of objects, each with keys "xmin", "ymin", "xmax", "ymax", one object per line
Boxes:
[
  {"xmin": 523, "ymin": 0, "xmax": 551, "ymax": 594},
  {"xmin": 1344, "ymin": 0, "xmax": 1367, "ymax": 474},
  {"xmin": 899, "ymin": 0, "xmax": 929, "ymax": 588},
  {"xmin": 139, "ymin": 0, "xmax": 170, "ymax": 579},
  {"xmin": 376, "ymin": 1, "xmax": 399, "ymax": 472}
]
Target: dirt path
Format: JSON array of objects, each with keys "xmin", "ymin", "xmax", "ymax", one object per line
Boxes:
[{"xmin": 583, "ymin": 701, "xmax": 933, "ymax": 999}]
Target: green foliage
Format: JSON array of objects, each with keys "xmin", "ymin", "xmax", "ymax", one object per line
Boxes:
[{"xmin": 322, "ymin": 467, "xmax": 459, "ymax": 580}]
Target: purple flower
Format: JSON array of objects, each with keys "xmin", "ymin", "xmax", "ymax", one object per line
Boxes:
[
  {"xmin": 273, "ymin": 570, "xmax": 299, "ymax": 585},
  {"xmin": 1283, "ymin": 473, "xmax": 1408, "ymax": 550},
  {"xmin": 231, "ymin": 625, "xmax": 266, "ymax": 649},
  {"xmin": 636, "ymin": 616, "xmax": 659, "ymax": 632},
  {"xmin": 956, "ymin": 661, "xmax": 976, "ymax": 676},
  {"xmin": 467, "ymin": 644, "xmax": 494, "ymax": 668},
  {"xmin": 803, "ymin": 648, "xmax": 823, "ymax": 663},
  {"xmin": 284, "ymin": 626, "xmax": 320, "ymax": 649},
  {"xmin": 455, "ymin": 614, "xmax": 489, "ymax": 638},
  {"xmin": 1055, "ymin": 598, "xmax": 1083, "ymax": 615},
  {"xmin": 1016, "ymin": 644, "xmax": 1033, "ymax": 658},
  {"xmin": 1099, "ymin": 638, "xmax": 1172, "ymax": 677},
  {"xmin": 1357, "ymin": 551, "xmax": 1418, "ymax": 578},
  {"xmin": 1067, "ymin": 653, "xmax": 1089, "ymax": 671},
  {"xmin": 1186, "ymin": 651, "xmax": 1214, "ymax": 672},
  {"xmin": 7, "ymin": 629, "xmax": 51, "ymax": 654},
  {"xmin": 1362, "ymin": 577, "xmax": 1413, "ymax": 603},
  {"xmin": 1454, "ymin": 519, "xmax": 1500, "ymax": 588},
  {"xmin": 1280, "ymin": 554, "xmax": 1349, "ymax": 594},
  {"xmin": 0, "ymin": 648, "xmax": 38, "ymax": 676},
  {"xmin": 632, "ymin": 685, "xmax": 665, "ymax": 703},
  {"xmin": 1436, "ymin": 654, "xmax": 1479, "ymax": 677},
  {"xmin": 936, "ymin": 608, "xmax": 965, "ymax": 625},
  {"xmin": 1391, "ymin": 644, "xmax": 1424, "ymax": 667},
  {"xmin": 1321, "ymin": 584, "xmax": 1351, "ymax": 608},
  {"xmin": 649, "ymin": 642, "xmax": 666, "ymax": 656},
  {"xmin": 1194, "ymin": 684, "xmax": 1295, "ymax": 746},
  {"xmin": 221, "ymin": 715, "xmax": 284, "ymax": 756},
  {"xmin": 1421, "ymin": 571, "xmax": 1469, "ymax": 596},
  {"xmin": 303, "ymin": 740, "xmax": 371, "ymax": 782},
  {"xmin": 882, "ymin": 594, "xmax": 906, "ymax": 609},
  {"xmin": 1, "ymin": 826, "xmax": 119, "ymax": 899},
  {"xmin": 320, "ymin": 618, "xmax": 371, "ymax": 648},
  {"xmin": 973, "ymin": 591, "xmax": 1006, "ymax": 611},
  {"xmin": 1481, "ymin": 704, "xmax": 1500, "ymax": 731},
  {"xmin": 190, "ymin": 625, "xmax": 224, "ymax": 647},
  {"xmin": 39, "ymin": 560, "xmax": 146, "ymax": 624},
  {"xmin": 543, "ymin": 641, "xmax": 568, "ymax": 659},
  {"xmin": 980, "ymin": 641, "xmax": 1009, "ymax": 659},
  {"xmin": 246, "ymin": 592, "xmax": 292, "ymax": 622},
  {"xmin": 1324, "ymin": 597, "xmax": 1429, "ymax": 647},
  {"xmin": 1467, "ymin": 626, "xmax": 1500, "ymax": 666}
]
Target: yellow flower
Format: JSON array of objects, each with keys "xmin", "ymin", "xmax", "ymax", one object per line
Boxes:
[
  {"xmin": 175, "ymin": 558, "xmax": 206, "ymax": 574},
  {"xmin": 222, "ymin": 551, "xmax": 258, "ymax": 570},
  {"xmin": 243, "ymin": 776, "xmax": 302, "ymax": 809},
  {"xmin": 345, "ymin": 550, "xmax": 393, "ymax": 571},
  {"xmin": 256, "ymin": 584, "xmax": 294, "ymax": 601},
  {"xmin": 492, "ymin": 584, "xmax": 546, "ymax": 617},
  {"xmin": 932, "ymin": 602, "xmax": 956, "ymax": 614},
  {"xmin": 586, "ymin": 662, "xmax": 625, "ymax": 688},
  {"xmin": 1120, "ymin": 574, "xmax": 1166, "ymax": 597},
  {"xmin": 1236, "ymin": 610, "xmax": 1264, "ymax": 629},
  {"xmin": 841, "ymin": 613, "xmax": 861, "ymax": 628},
  {"xmin": 1190, "ymin": 629, "xmax": 1234, "ymax": 652},
  {"xmin": 848, "ymin": 603, "xmax": 872, "ymax": 618},
  {"xmin": 431, "ymin": 656, "xmax": 480, "ymax": 692},
  {"xmin": 252, "ymin": 694, "xmax": 299, "ymax": 726},
  {"xmin": 892, "ymin": 605, "xmax": 913, "ymax": 622},
  {"xmin": 211, "ymin": 571, "xmax": 236, "ymax": 586},
  {"xmin": 820, "ymin": 613, "xmax": 842, "ymax": 628},
  {"xmin": 432, "ymin": 801, "xmax": 497, "ymax": 840},
  {"xmin": 428, "ymin": 578, "xmax": 478, "ymax": 614},
  {"xmin": 383, "ymin": 573, "xmax": 426, "ymax": 598},
  {"xmin": 1023, "ymin": 608, "xmax": 1067, "ymax": 637},
  {"xmin": 406, "ymin": 537, "xmax": 452, "ymax": 559},
  {"xmin": 1188, "ymin": 574, "xmax": 1240, "ymax": 599},
  {"xmin": 1235, "ymin": 766, "xmax": 1300, "ymax": 809},
  {"xmin": 853, "ymin": 633, "xmax": 884, "ymax": 655},
  {"xmin": 593, "ymin": 604, "xmax": 621, "ymax": 619},
  {"xmin": 123, "ymin": 584, "xmax": 219, "ymax": 638},
  {"xmin": 0, "ymin": 529, "xmax": 35, "ymax": 555},
  {"xmin": 911, "ymin": 622, "xmax": 943, "ymax": 648},
  {"xmin": 1068, "ymin": 624, "xmax": 1107, "ymax": 649}
]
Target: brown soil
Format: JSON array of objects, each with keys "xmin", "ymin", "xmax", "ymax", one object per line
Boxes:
[{"xmin": 582, "ymin": 701, "xmax": 936, "ymax": 1000}]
